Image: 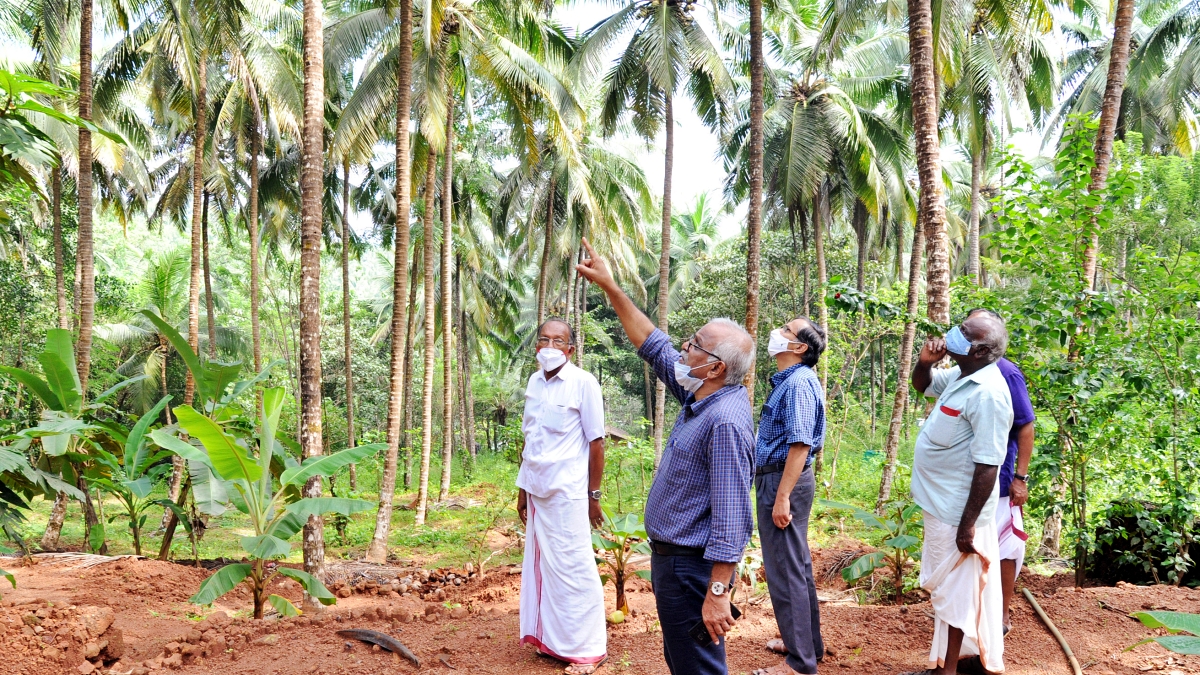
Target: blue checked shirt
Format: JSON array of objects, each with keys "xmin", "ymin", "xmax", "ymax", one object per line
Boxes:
[
  {"xmin": 755, "ymin": 363, "xmax": 826, "ymax": 468},
  {"xmin": 638, "ymin": 329, "xmax": 756, "ymax": 563}
]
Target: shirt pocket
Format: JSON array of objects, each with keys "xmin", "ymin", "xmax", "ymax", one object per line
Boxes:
[
  {"xmin": 924, "ymin": 405, "xmax": 962, "ymax": 448},
  {"xmin": 541, "ymin": 404, "xmax": 574, "ymax": 436}
]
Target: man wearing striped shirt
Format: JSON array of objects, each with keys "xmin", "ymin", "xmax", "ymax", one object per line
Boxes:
[{"xmin": 576, "ymin": 238, "xmax": 756, "ymax": 675}]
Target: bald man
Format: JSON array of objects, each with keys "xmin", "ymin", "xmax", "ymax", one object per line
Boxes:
[{"xmin": 906, "ymin": 314, "xmax": 1013, "ymax": 675}]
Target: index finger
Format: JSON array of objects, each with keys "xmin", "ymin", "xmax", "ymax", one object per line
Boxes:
[{"xmin": 581, "ymin": 237, "xmax": 597, "ymax": 259}]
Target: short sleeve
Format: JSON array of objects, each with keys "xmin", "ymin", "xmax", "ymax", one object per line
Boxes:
[
  {"xmin": 924, "ymin": 366, "xmax": 959, "ymax": 398},
  {"xmin": 964, "ymin": 387, "xmax": 1012, "ymax": 466},
  {"xmin": 1006, "ymin": 371, "xmax": 1035, "ymax": 427},
  {"xmin": 579, "ymin": 375, "xmax": 606, "ymax": 442},
  {"xmin": 784, "ymin": 378, "xmax": 824, "ymax": 448}
]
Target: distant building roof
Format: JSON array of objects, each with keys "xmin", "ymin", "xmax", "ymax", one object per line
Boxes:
[{"xmin": 605, "ymin": 425, "xmax": 632, "ymax": 441}]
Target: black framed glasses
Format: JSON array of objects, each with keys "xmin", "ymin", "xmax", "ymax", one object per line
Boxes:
[
  {"xmin": 536, "ymin": 336, "xmax": 571, "ymax": 349},
  {"xmin": 681, "ymin": 335, "xmax": 720, "ymax": 362}
]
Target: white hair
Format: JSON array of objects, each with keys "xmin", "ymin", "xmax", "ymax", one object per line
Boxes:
[{"xmin": 706, "ymin": 318, "xmax": 756, "ymax": 385}]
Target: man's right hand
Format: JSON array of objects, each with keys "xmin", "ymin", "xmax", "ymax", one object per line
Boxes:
[
  {"xmin": 575, "ymin": 238, "xmax": 615, "ymax": 291},
  {"xmin": 918, "ymin": 336, "xmax": 947, "ymax": 366},
  {"xmin": 517, "ymin": 489, "xmax": 528, "ymax": 525},
  {"xmin": 955, "ymin": 523, "xmax": 977, "ymax": 555}
]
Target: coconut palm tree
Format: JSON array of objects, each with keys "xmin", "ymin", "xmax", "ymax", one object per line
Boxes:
[{"xmin": 576, "ymin": 0, "xmax": 734, "ymax": 461}]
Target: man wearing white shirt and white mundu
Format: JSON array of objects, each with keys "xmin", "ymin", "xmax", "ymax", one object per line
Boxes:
[{"xmin": 517, "ymin": 318, "xmax": 608, "ymax": 675}]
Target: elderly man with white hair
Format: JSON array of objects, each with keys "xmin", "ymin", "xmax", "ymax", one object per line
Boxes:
[
  {"xmin": 576, "ymin": 238, "xmax": 756, "ymax": 675},
  {"xmin": 905, "ymin": 313, "xmax": 1013, "ymax": 675}
]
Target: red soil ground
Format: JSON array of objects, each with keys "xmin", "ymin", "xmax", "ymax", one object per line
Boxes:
[{"xmin": 3, "ymin": 550, "xmax": 1200, "ymax": 675}]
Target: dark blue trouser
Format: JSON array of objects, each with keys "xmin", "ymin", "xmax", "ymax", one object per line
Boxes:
[
  {"xmin": 650, "ymin": 552, "xmax": 729, "ymax": 675},
  {"xmin": 756, "ymin": 467, "xmax": 823, "ymax": 674}
]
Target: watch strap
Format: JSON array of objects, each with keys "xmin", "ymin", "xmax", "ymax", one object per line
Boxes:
[{"xmin": 1013, "ymin": 472, "xmax": 1028, "ymax": 482}]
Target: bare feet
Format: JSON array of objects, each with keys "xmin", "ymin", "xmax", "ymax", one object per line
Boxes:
[{"xmin": 766, "ymin": 639, "xmax": 789, "ymax": 655}]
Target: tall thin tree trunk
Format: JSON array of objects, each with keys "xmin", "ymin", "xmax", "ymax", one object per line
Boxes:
[
  {"xmin": 876, "ymin": 219, "xmax": 926, "ymax": 512},
  {"xmin": 1081, "ymin": 0, "xmax": 1136, "ymax": 288},
  {"xmin": 743, "ymin": 0, "xmax": 765, "ymax": 403},
  {"xmin": 402, "ymin": 262, "xmax": 419, "ymax": 490},
  {"xmin": 908, "ymin": 0, "xmax": 950, "ymax": 324},
  {"xmin": 202, "ymin": 192, "xmax": 216, "ymax": 358},
  {"xmin": 41, "ymin": 493, "xmax": 68, "ymax": 551},
  {"xmin": 967, "ymin": 143, "xmax": 985, "ymax": 284},
  {"xmin": 187, "ymin": 55, "xmax": 207, "ymax": 403},
  {"xmin": 249, "ymin": 108, "xmax": 263, "ymax": 376},
  {"xmin": 535, "ymin": 175, "xmax": 556, "ymax": 327},
  {"xmin": 853, "ymin": 199, "xmax": 869, "ymax": 292},
  {"xmin": 341, "ymin": 158, "xmax": 357, "ymax": 491},
  {"xmin": 75, "ymin": 0, "xmax": 95, "ymax": 395},
  {"xmin": 439, "ymin": 99, "xmax": 455, "ymax": 503},
  {"xmin": 365, "ymin": 2, "xmax": 414, "ymax": 560},
  {"xmin": 814, "ymin": 187, "xmax": 829, "ymax": 391},
  {"xmin": 299, "ymin": 0, "xmax": 327, "ymax": 599},
  {"xmin": 652, "ymin": 93, "xmax": 674, "ymax": 469},
  {"xmin": 52, "ymin": 167, "xmax": 67, "ymax": 330},
  {"xmin": 415, "ymin": 153, "xmax": 438, "ymax": 526},
  {"xmin": 456, "ymin": 253, "xmax": 476, "ymax": 462}
]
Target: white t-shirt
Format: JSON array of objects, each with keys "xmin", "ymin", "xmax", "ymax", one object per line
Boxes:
[
  {"xmin": 516, "ymin": 361, "xmax": 606, "ymax": 499},
  {"xmin": 910, "ymin": 363, "xmax": 1013, "ymax": 527}
]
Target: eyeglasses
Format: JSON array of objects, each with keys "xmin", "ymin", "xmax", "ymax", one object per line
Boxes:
[
  {"xmin": 536, "ymin": 337, "xmax": 571, "ymax": 349},
  {"xmin": 681, "ymin": 335, "xmax": 720, "ymax": 362}
]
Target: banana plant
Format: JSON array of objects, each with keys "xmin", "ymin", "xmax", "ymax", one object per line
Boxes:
[
  {"xmin": 0, "ymin": 329, "xmax": 142, "ymax": 552},
  {"xmin": 593, "ymin": 509, "xmax": 652, "ymax": 616},
  {"xmin": 819, "ymin": 499, "xmax": 923, "ymax": 602},
  {"xmin": 151, "ymin": 387, "xmax": 384, "ymax": 618},
  {"xmin": 88, "ymin": 396, "xmax": 176, "ymax": 555}
]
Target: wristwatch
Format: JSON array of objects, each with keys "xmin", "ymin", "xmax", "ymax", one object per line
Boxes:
[
  {"xmin": 709, "ymin": 581, "xmax": 727, "ymax": 597},
  {"xmin": 1013, "ymin": 472, "xmax": 1028, "ymax": 483},
  {"xmin": 589, "ymin": 489, "xmax": 603, "ymax": 501}
]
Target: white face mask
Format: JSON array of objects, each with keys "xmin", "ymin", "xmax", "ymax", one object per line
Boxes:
[
  {"xmin": 536, "ymin": 348, "xmax": 568, "ymax": 372},
  {"xmin": 674, "ymin": 357, "xmax": 716, "ymax": 393},
  {"xmin": 767, "ymin": 329, "xmax": 796, "ymax": 357}
]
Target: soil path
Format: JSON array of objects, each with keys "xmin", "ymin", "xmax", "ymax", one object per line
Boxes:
[{"xmin": 3, "ymin": 554, "xmax": 1199, "ymax": 675}]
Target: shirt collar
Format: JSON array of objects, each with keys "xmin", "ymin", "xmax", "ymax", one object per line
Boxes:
[
  {"xmin": 683, "ymin": 383, "xmax": 744, "ymax": 416},
  {"xmin": 535, "ymin": 360, "xmax": 576, "ymax": 383},
  {"xmin": 959, "ymin": 362, "xmax": 1000, "ymax": 385},
  {"xmin": 770, "ymin": 362, "xmax": 808, "ymax": 388}
]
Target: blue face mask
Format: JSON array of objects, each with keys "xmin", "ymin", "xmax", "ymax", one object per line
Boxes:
[{"xmin": 945, "ymin": 325, "xmax": 973, "ymax": 356}]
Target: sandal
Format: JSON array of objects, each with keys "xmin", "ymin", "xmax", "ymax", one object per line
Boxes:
[
  {"xmin": 752, "ymin": 665, "xmax": 799, "ymax": 675},
  {"xmin": 765, "ymin": 639, "xmax": 789, "ymax": 655},
  {"xmin": 564, "ymin": 656, "xmax": 608, "ymax": 674}
]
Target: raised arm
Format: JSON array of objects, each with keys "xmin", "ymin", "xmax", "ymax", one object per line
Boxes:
[
  {"xmin": 912, "ymin": 336, "xmax": 947, "ymax": 395},
  {"xmin": 575, "ymin": 238, "xmax": 655, "ymax": 349}
]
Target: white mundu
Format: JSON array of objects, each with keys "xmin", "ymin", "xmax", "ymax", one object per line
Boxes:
[{"xmin": 517, "ymin": 360, "xmax": 607, "ymax": 665}]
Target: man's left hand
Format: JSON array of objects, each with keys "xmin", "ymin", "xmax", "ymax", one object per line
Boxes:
[
  {"xmin": 1009, "ymin": 478, "xmax": 1029, "ymax": 507},
  {"xmin": 588, "ymin": 499, "xmax": 603, "ymax": 528},
  {"xmin": 956, "ymin": 523, "xmax": 977, "ymax": 555},
  {"xmin": 702, "ymin": 591, "xmax": 735, "ymax": 645},
  {"xmin": 772, "ymin": 495, "xmax": 792, "ymax": 529}
]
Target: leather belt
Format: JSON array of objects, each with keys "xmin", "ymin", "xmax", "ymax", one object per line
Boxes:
[
  {"xmin": 756, "ymin": 461, "xmax": 787, "ymax": 476},
  {"xmin": 648, "ymin": 540, "xmax": 706, "ymax": 557}
]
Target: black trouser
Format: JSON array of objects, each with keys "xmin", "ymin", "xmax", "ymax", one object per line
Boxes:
[
  {"xmin": 650, "ymin": 547, "xmax": 731, "ymax": 675},
  {"xmin": 755, "ymin": 467, "xmax": 823, "ymax": 674}
]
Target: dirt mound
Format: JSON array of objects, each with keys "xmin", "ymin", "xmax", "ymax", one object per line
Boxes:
[{"xmin": 6, "ymin": 554, "xmax": 1200, "ymax": 674}]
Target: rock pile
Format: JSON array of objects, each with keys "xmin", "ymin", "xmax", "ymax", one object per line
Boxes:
[
  {"xmin": 326, "ymin": 564, "xmax": 484, "ymax": 603},
  {"xmin": 0, "ymin": 599, "xmax": 124, "ymax": 675}
]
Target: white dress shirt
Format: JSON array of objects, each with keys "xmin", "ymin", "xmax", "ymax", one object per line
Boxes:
[
  {"xmin": 516, "ymin": 360, "xmax": 605, "ymax": 499},
  {"xmin": 911, "ymin": 363, "xmax": 1013, "ymax": 527}
]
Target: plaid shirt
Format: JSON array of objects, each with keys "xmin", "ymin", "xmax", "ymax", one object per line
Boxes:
[
  {"xmin": 638, "ymin": 329, "xmax": 755, "ymax": 563},
  {"xmin": 755, "ymin": 363, "xmax": 826, "ymax": 468}
]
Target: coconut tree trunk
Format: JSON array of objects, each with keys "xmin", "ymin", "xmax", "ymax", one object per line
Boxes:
[
  {"xmin": 744, "ymin": 0, "xmax": 765, "ymax": 401},
  {"xmin": 439, "ymin": 98, "xmax": 455, "ymax": 503},
  {"xmin": 187, "ymin": 54, "xmax": 207, "ymax": 405},
  {"xmin": 457, "ymin": 254, "xmax": 476, "ymax": 461},
  {"xmin": 415, "ymin": 152, "xmax": 439, "ymax": 526},
  {"xmin": 402, "ymin": 261, "xmax": 419, "ymax": 490},
  {"xmin": 967, "ymin": 142, "xmax": 985, "ymax": 285},
  {"xmin": 202, "ymin": 192, "xmax": 217, "ymax": 358},
  {"xmin": 41, "ymin": 492, "xmax": 68, "ymax": 551},
  {"xmin": 365, "ymin": 6, "xmax": 415, "ymax": 561},
  {"xmin": 75, "ymin": 0, "xmax": 95, "ymax": 395},
  {"xmin": 1081, "ymin": 0, "xmax": 1136, "ymax": 289},
  {"xmin": 341, "ymin": 158, "xmax": 357, "ymax": 491},
  {"xmin": 853, "ymin": 199, "xmax": 869, "ymax": 292},
  {"xmin": 535, "ymin": 174, "xmax": 557, "ymax": 327},
  {"xmin": 652, "ymin": 93, "xmax": 674, "ymax": 469},
  {"xmin": 814, "ymin": 187, "xmax": 829, "ymax": 391},
  {"xmin": 249, "ymin": 109, "xmax": 263, "ymax": 376},
  {"xmin": 299, "ymin": 0, "xmax": 328, "ymax": 597},
  {"xmin": 908, "ymin": 0, "xmax": 950, "ymax": 324},
  {"xmin": 52, "ymin": 167, "xmax": 68, "ymax": 330},
  {"xmin": 876, "ymin": 218, "xmax": 927, "ymax": 512}
]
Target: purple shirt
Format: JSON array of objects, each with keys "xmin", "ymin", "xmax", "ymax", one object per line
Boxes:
[{"xmin": 996, "ymin": 358, "xmax": 1035, "ymax": 497}]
